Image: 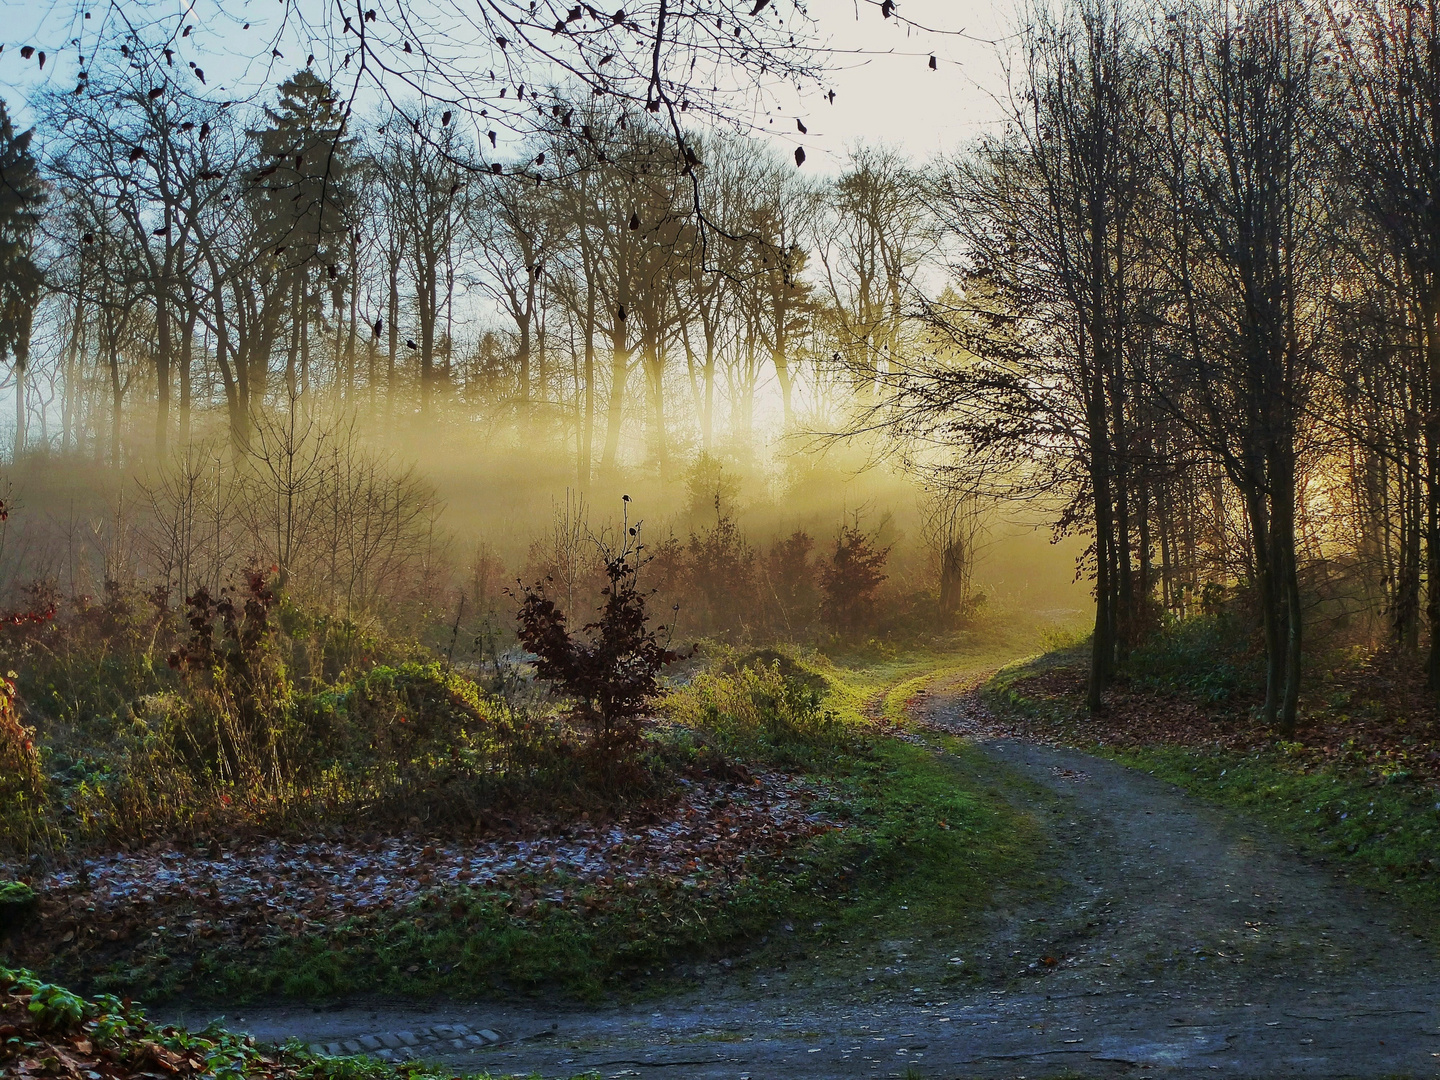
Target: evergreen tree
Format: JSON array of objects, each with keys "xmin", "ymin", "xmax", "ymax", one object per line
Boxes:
[{"xmin": 0, "ymin": 98, "xmax": 44, "ymax": 454}]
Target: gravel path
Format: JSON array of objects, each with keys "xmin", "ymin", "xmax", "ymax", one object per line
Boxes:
[{"xmin": 167, "ymin": 681, "xmax": 1440, "ymax": 1078}]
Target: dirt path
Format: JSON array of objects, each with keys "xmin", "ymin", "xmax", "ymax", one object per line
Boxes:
[{"xmin": 167, "ymin": 682, "xmax": 1440, "ymax": 1078}]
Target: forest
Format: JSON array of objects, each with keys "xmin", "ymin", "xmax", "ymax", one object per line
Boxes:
[{"xmin": 4, "ymin": 0, "xmax": 1440, "ymax": 1076}]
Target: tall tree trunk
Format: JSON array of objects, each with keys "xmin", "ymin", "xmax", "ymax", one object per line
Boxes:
[
  {"xmin": 12, "ymin": 353, "xmax": 24, "ymax": 461},
  {"xmin": 287, "ymin": 275, "xmax": 302, "ymax": 401},
  {"xmin": 579, "ymin": 278, "xmax": 596, "ymax": 487},
  {"xmin": 387, "ymin": 259, "xmax": 399, "ymax": 419},
  {"xmin": 600, "ymin": 314, "xmax": 629, "ymax": 474},
  {"xmin": 1273, "ymin": 454, "xmax": 1303, "ymax": 738},
  {"xmin": 1087, "ymin": 358, "xmax": 1115, "ymax": 712},
  {"xmin": 1426, "ymin": 297, "xmax": 1440, "ymax": 701},
  {"xmin": 179, "ymin": 307, "xmax": 196, "ymax": 447},
  {"xmin": 1244, "ymin": 477, "xmax": 1282, "ymax": 729}
]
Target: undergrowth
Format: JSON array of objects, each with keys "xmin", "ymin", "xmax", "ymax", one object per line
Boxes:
[
  {"xmin": 0, "ymin": 964, "xmax": 583, "ymax": 1080},
  {"xmin": 21, "ymin": 644, "xmax": 1045, "ymax": 1004}
]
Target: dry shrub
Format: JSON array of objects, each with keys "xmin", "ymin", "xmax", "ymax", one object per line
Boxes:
[{"xmin": 0, "ymin": 672, "xmax": 52, "ymax": 853}]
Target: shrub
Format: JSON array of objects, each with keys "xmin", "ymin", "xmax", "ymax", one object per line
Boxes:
[
  {"xmin": 819, "ymin": 524, "xmax": 891, "ymax": 635},
  {"xmin": 1126, "ymin": 607, "xmax": 1259, "ymax": 703},
  {"xmin": 664, "ymin": 658, "xmax": 846, "ymax": 768},
  {"xmin": 686, "ymin": 506, "xmax": 755, "ymax": 638},
  {"xmin": 516, "ymin": 508, "xmax": 683, "ymax": 765},
  {"xmin": 0, "ymin": 671, "xmax": 52, "ymax": 854},
  {"xmin": 165, "ymin": 567, "xmax": 292, "ymax": 789},
  {"xmin": 763, "ymin": 530, "xmax": 817, "ymax": 634},
  {"xmin": 297, "ymin": 661, "xmax": 573, "ymax": 825}
]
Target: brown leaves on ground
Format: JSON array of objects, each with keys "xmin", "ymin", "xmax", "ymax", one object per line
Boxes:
[
  {"xmin": 0, "ymin": 971, "xmax": 369, "ymax": 1080},
  {"xmin": 926, "ymin": 648, "xmax": 1440, "ymax": 787},
  {"xmin": 3, "ymin": 770, "xmax": 838, "ymax": 980}
]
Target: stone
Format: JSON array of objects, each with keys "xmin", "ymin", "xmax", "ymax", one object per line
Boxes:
[
  {"xmin": 452, "ymin": 1024, "xmax": 471, "ymax": 1035},
  {"xmin": 396, "ymin": 1031, "xmax": 419, "ymax": 1047},
  {"xmin": 375, "ymin": 1050, "xmax": 395, "ymax": 1062},
  {"xmin": 434, "ymin": 1025, "xmax": 456, "ymax": 1038},
  {"xmin": 342, "ymin": 1041, "xmax": 361, "ymax": 1054},
  {"xmin": 324, "ymin": 1043, "xmax": 342, "ymax": 1056},
  {"xmin": 378, "ymin": 1033, "xmax": 402, "ymax": 1049},
  {"xmin": 478, "ymin": 1030, "xmax": 501, "ymax": 1043},
  {"xmin": 359, "ymin": 1036, "xmax": 382, "ymax": 1051},
  {"xmin": 308, "ymin": 1045, "xmax": 326, "ymax": 1056},
  {"xmin": 464, "ymin": 1034, "xmax": 484, "ymax": 1046},
  {"xmin": 451, "ymin": 1039, "xmax": 466, "ymax": 1050}
]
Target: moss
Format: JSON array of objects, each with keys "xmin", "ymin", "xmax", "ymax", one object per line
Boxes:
[{"xmin": 0, "ymin": 881, "xmax": 38, "ymax": 934}]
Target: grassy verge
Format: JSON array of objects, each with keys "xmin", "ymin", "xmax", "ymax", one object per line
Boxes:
[
  {"xmin": 37, "ymin": 640, "xmax": 1047, "ymax": 1005},
  {"xmin": 1112, "ymin": 744, "xmax": 1440, "ymax": 936}
]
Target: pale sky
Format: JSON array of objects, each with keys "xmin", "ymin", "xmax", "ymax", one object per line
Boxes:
[
  {"xmin": 793, "ymin": 0, "xmax": 1015, "ymax": 165},
  {"xmin": 0, "ymin": 0, "xmax": 1017, "ymax": 163}
]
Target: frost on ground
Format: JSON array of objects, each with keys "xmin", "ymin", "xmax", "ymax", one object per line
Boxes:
[{"xmin": 5, "ymin": 771, "xmax": 838, "ymax": 974}]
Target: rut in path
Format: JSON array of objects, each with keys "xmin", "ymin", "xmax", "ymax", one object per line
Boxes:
[{"xmin": 169, "ymin": 683, "xmax": 1440, "ymax": 1078}]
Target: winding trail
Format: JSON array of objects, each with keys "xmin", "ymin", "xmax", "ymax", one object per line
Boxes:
[{"xmin": 169, "ymin": 676, "xmax": 1440, "ymax": 1078}]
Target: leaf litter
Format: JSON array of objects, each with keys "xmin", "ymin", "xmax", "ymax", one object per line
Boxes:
[{"xmin": 5, "ymin": 771, "xmax": 839, "ymax": 975}]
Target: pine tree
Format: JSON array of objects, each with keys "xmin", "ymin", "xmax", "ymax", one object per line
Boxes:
[{"xmin": 0, "ymin": 99, "xmax": 44, "ymax": 454}]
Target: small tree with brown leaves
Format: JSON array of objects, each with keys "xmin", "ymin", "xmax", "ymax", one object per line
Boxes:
[{"xmin": 516, "ymin": 503, "xmax": 681, "ymax": 762}]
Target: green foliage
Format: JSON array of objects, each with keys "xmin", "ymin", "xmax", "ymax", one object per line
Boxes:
[
  {"xmin": 1125, "ymin": 609, "xmax": 1259, "ymax": 702},
  {"xmin": 664, "ymin": 658, "xmax": 847, "ymax": 768},
  {"xmin": 26, "ymin": 981, "xmax": 86, "ymax": 1030},
  {"xmin": 0, "ymin": 881, "xmax": 37, "ymax": 935},
  {"xmin": 0, "ymin": 965, "xmax": 571, "ymax": 1080}
]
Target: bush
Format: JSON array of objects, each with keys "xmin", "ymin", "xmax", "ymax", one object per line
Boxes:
[
  {"xmin": 819, "ymin": 524, "xmax": 891, "ymax": 635},
  {"xmin": 686, "ymin": 508, "xmax": 755, "ymax": 639},
  {"xmin": 516, "ymin": 509, "xmax": 683, "ymax": 767},
  {"xmin": 763, "ymin": 531, "xmax": 817, "ymax": 634},
  {"xmin": 664, "ymin": 658, "xmax": 848, "ymax": 768},
  {"xmin": 0, "ymin": 672, "xmax": 51, "ymax": 853},
  {"xmin": 298, "ymin": 661, "xmax": 577, "ymax": 822},
  {"xmin": 1126, "ymin": 607, "xmax": 1259, "ymax": 703}
]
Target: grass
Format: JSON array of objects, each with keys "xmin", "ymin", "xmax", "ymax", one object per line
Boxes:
[
  {"xmin": 779, "ymin": 733, "xmax": 1051, "ymax": 994},
  {"xmin": 47, "ymin": 633, "xmax": 1051, "ymax": 1005},
  {"xmin": 1113, "ymin": 743, "xmax": 1440, "ymax": 937}
]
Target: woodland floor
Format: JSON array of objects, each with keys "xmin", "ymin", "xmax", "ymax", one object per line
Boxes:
[{"xmin": 156, "ymin": 670, "xmax": 1440, "ymax": 1080}]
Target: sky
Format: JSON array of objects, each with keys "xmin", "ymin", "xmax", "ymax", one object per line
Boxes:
[
  {"xmin": 795, "ymin": 0, "xmax": 1015, "ymax": 164},
  {"xmin": 0, "ymin": 0, "xmax": 1017, "ymax": 165}
]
